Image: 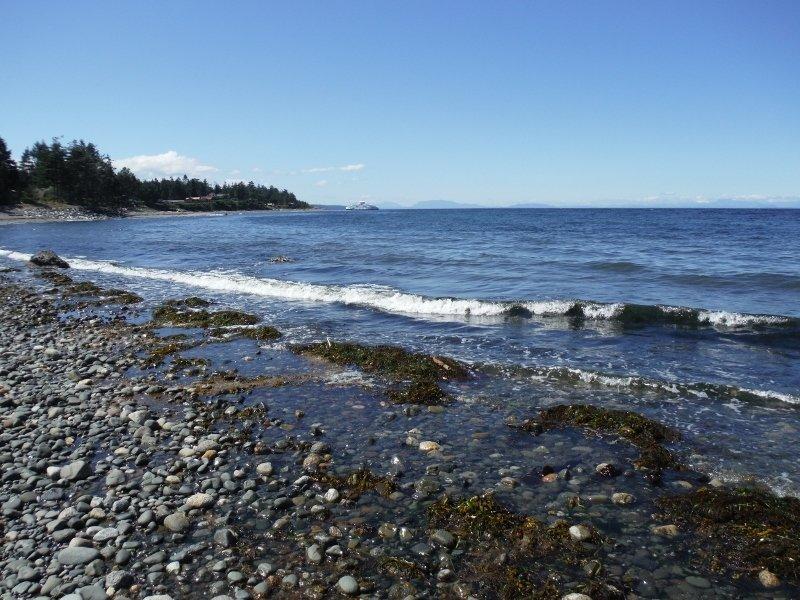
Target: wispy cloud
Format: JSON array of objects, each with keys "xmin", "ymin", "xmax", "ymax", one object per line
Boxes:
[
  {"xmin": 113, "ymin": 150, "xmax": 218, "ymax": 178},
  {"xmin": 314, "ymin": 179, "xmax": 328, "ymax": 187},
  {"xmin": 302, "ymin": 163, "xmax": 365, "ymax": 174}
]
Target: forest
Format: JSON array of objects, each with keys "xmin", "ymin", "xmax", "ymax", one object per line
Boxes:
[{"xmin": 0, "ymin": 136, "xmax": 308, "ymax": 211}]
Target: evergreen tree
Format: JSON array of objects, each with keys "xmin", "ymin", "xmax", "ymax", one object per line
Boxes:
[{"xmin": 0, "ymin": 136, "xmax": 19, "ymax": 205}]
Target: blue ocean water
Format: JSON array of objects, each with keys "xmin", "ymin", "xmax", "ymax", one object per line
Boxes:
[{"xmin": 2, "ymin": 208, "xmax": 799, "ymax": 493}]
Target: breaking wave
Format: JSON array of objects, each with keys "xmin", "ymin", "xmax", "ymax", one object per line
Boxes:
[
  {"xmin": 486, "ymin": 363, "xmax": 800, "ymax": 407},
  {"xmin": 1, "ymin": 248, "xmax": 797, "ymax": 331}
]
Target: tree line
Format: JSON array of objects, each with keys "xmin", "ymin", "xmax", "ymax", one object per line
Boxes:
[{"xmin": 0, "ymin": 136, "xmax": 308, "ymax": 211}]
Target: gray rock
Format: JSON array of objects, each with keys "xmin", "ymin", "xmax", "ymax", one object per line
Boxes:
[
  {"xmin": 30, "ymin": 250, "xmax": 70, "ymax": 268},
  {"xmin": 306, "ymin": 544, "xmax": 322, "ymax": 564},
  {"xmin": 60, "ymin": 460, "xmax": 90, "ymax": 481},
  {"xmin": 164, "ymin": 512, "xmax": 189, "ymax": 532},
  {"xmin": 431, "ymin": 529, "xmax": 456, "ymax": 548},
  {"xmin": 337, "ymin": 575, "xmax": 359, "ymax": 595},
  {"xmin": 57, "ymin": 546, "xmax": 100, "ymax": 565}
]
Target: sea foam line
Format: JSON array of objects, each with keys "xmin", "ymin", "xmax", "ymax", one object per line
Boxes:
[
  {"xmin": 511, "ymin": 364, "xmax": 800, "ymax": 406},
  {"xmin": 0, "ymin": 248, "xmax": 795, "ymax": 328}
]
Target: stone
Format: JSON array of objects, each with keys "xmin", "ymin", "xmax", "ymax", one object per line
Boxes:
[
  {"xmin": 214, "ymin": 528, "xmax": 238, "ymax": 548},
  {"xmin": 419, "ymin": 440, "xmax": 441, "ymax": 452},
  {"xmin": 30, "ymin": 250, "xmax": 70, "ymax": 268},
  {"xmin": 652, "ymin": 524, "xmax": 679, "ymax": 538},
  {"xmin": 164, "ymin": 512, "xmax": 190, "ymax": 532},
  {"xmin": 105, "ymin": 570, "xmax": 133, "ymax": 589},
  {"xmin": 256, "ymin": 462, "xmax": 273, "ymax": 476},
  {"xmin": 595, "ymin": 462, "xmax": 618, "ymax": 477},
  {"xmin": 57, "ymin": 546, "xmax": 100, "ymax": 565},
  {"xmin": 306, "ymin": 544, "xmax": 323, "ymax": 563},
  {"xmin": 611, "ymin": 492, "xmax": 635, "ymax": 505},
  {"xmin": 758, "ymin": 569, "xmax": 780, "ymax": 588},
  {"xmin": 60, "ymin": 460, "xmax": 91, "ymax": 481},
  {"xmin": 568, "ymin": 525, "xmax": 592, "ymax": 542},
  {"xmin": 323, "ymin": 488, "xmax": 340, "ymax": 503},
  {"xmin": 185, "ymin": 492, "xmax": 215, "ymax": 509},
  {"xmin": 337, "ymin": 575, "xmax": 359, "ymax": 595},
  {"xmin": 431, "ymin": 529, "xmax": 456, "ymax": 548},
  {"xmin": 562, "ymin": 594, "xmax": 592, "ymax": 600},
  {"xmin": 105, "ymin": 469, "xmax": 126, "ymax": 486}
]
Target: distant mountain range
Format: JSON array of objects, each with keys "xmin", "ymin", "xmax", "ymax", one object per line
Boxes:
[{"xmin": 314, "ymin": 198, "xmax": 800, "ymax": 210}]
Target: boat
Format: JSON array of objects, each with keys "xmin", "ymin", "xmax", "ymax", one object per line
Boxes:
[{"xmin": 345, "ymin": 201, "xmax": 379, "ymax": 210}]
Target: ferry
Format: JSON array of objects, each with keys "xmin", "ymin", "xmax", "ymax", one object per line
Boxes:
[{"xmin": 345, "ymin": 201, "xmax": 379, "ymax": 210}]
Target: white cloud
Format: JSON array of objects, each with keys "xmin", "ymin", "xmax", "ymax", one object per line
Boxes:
[
  {"xmin": 314, "ymin": 179, "xmax": 328, "ymax": 187},
  {"xmin": 113, "ymin": 150, "xmax": 218, "ymax": 179},
  {"xmin": 230, "ymin": 169, "xmax": 241, "ymax": 176},
  {"xmin": 252, "ymin": 167, "xmax": 262, "ymax": 173},
  {"xmin": 302, "ymin": 163, "xmax": 365, "ymax": 174}
]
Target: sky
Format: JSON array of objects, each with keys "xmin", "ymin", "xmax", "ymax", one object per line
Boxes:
[{"xmin": 1, "ymin": 1, "xmax": 799, "ymax": 207}]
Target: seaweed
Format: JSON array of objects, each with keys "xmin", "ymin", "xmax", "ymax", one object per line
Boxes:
[
  {"xmin": 190, "ymin": 372, "xmax": 310, "ymax": 396},
  {"xmin": 234, "ymin": 325, "xmax": 283, "ymax": 341},
  {"xmin": 513, "ymin": 404, "xmax": 683, "ymax": 474},
  {"xmin": 386, "ymin": 378, "xmax": 450, "ymax": 406},
  {"xmin": 378, "ymin": 556, "xmax": 427, "ymax": 580},
  {"xmin": 164, "ymin": 296, "xmax": 211, "ymax": 308},
  {"xmin": 427, "ymin": 493, "xmax": 617, "ymax": 599},
  {"xmin": 291, "ymin": 341, "xmax": 468, "ymax": 405},
  {"xmin": 315, "ymin": 467, "xmax": 397, "ymax": 500},
  {"xmin": 152, "ymin": 304, "xmax": 259, "ymax": 328},
  {"xmin": 36, "ymin": 271, "xmax": 74, "ymax": 286},
  {"xmin": 657, "ymin": 486, "xmax": 800, "ymax": 584}
]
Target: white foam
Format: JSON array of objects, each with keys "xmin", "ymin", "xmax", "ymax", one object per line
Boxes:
[
  {"xmin": 1, "ymin": 247, "xmax": 795, "ymax": 329},
  {"xmin": 740, "ymin": 387, "xmax": 800, "ymax": 406},
  {"xmin": 527, "ymin": 365, "xmax": 800, "ymax": 406},
  {"xmin": 698, "ymin": 310, "xmax": 790, "ymax": 327}
]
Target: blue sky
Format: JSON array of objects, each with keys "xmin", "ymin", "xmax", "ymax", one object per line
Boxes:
[{"xmin": 2, "ymin": 1, "xmax": 799, "ymax": 206}]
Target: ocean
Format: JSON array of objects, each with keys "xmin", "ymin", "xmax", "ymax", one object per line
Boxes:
[{"xmin": 1, "ymin": 207, "xmax": 799, "ymax": 496}]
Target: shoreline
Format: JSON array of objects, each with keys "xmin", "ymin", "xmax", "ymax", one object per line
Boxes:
[
  {"xmin": 0, "ymin": 265, "xmax": 797, "ymax": 598},
  {"xmin": 0, "ymin": 204, "xmax": 317, "ymax": 226}
]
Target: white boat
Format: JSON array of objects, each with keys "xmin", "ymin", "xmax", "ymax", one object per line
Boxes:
[{"xmin": 345, "ymin": 201, "xmax": 379, "ymax": 210}]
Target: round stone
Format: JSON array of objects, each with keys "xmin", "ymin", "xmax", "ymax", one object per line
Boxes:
[
  {"xmin": 163, "ymin": 512, "xmax": 189, "ymax": 532},
  {"xmin": 568, "ymin": 525, "xmax": 592, "ymax": 542},
  {"xmin": 337, "ymin": 575, "xmax": 359, "ymax": 595}
]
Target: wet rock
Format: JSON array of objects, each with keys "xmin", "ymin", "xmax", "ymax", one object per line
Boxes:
[
  {"xmin": 337, "ymin": 575, "xmax": 359, "ymax": 595},
  {"xmin": 758, "ymin": 569, "xmax": 780, "ymax": 588},
  {"xmin": 60, "ymin": 459, "xmax": 91, "ymax": 481},
  {"xmin": 568, "ymin": 525, "xmax": 592, "ymax": 542},
  {"xmin": 185, "ymin": 492, "xmax": 216, "ymax": 509},
  {"xmin": 256, "ymin": 462, "xmax": 273, "ymax": 477},
  {"xmin": 652, "ymin": 524, "xmax": 679, "ymax": 538},
  {"xmin": 611, "ymin": 492, "xmax": 635, "ymax": 505},
  {"xmin": 214, "ymin": 528, "xmax": 238, "ymax": 547},
  {"xmin": 164, "ymin": 512, "xmax": 190, "ymax": 532},
  {"xmin": 419, "ymin": 440, "xmax": 441, "ymax": 452},
  {"xmin": 431, "ymin": 529, "xmax": 456, "ymax": 548},
  {"xmin": 306, "ymin": 544, "xmax": 323, "ymax": 564},
  {"xmin": 595, "ymin": 462, "xmax": 618, "ymax": 477},
  {"xmin": 30, "ymin": 250, "xmax": 70, "ymax": 268}
]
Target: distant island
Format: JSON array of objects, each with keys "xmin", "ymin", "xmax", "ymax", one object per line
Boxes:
[{"xmin": 0, "ymin": 135, "xmax": 309, "ymax": 215}]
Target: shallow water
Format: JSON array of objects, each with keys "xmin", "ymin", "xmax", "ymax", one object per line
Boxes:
[{"xmin": 1, "ymin": 208, "xmax": 799, "ymax": 496}]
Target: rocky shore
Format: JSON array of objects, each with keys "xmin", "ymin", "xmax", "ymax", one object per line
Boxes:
[{"xmin": 1, "ymin": 262, "xmax": 798, "ymax": 599}]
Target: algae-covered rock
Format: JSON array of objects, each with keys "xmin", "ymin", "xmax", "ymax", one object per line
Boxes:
[
  {"xmin": 512, "ymin": 404, "xmax": 683, "ymax": 475},
  {"xmin": 657, "ymin": 486, "xmax": 800, "ymax": 585},
  {"xmin": 152, "ymin": 304, "xmax": 259, "ymax": 328},
  {"xmin": 292, "ymin": 340, "xmax": 468, "ymax": 406}
]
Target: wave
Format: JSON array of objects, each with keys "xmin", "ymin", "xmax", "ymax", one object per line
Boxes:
[
  {"xmin": 1, "ymin": 248, "xmax": 797, "ymax": 330},
  {"xmin": 486, "ymin": 363, "xmax": 800, "ymax": 407}
]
